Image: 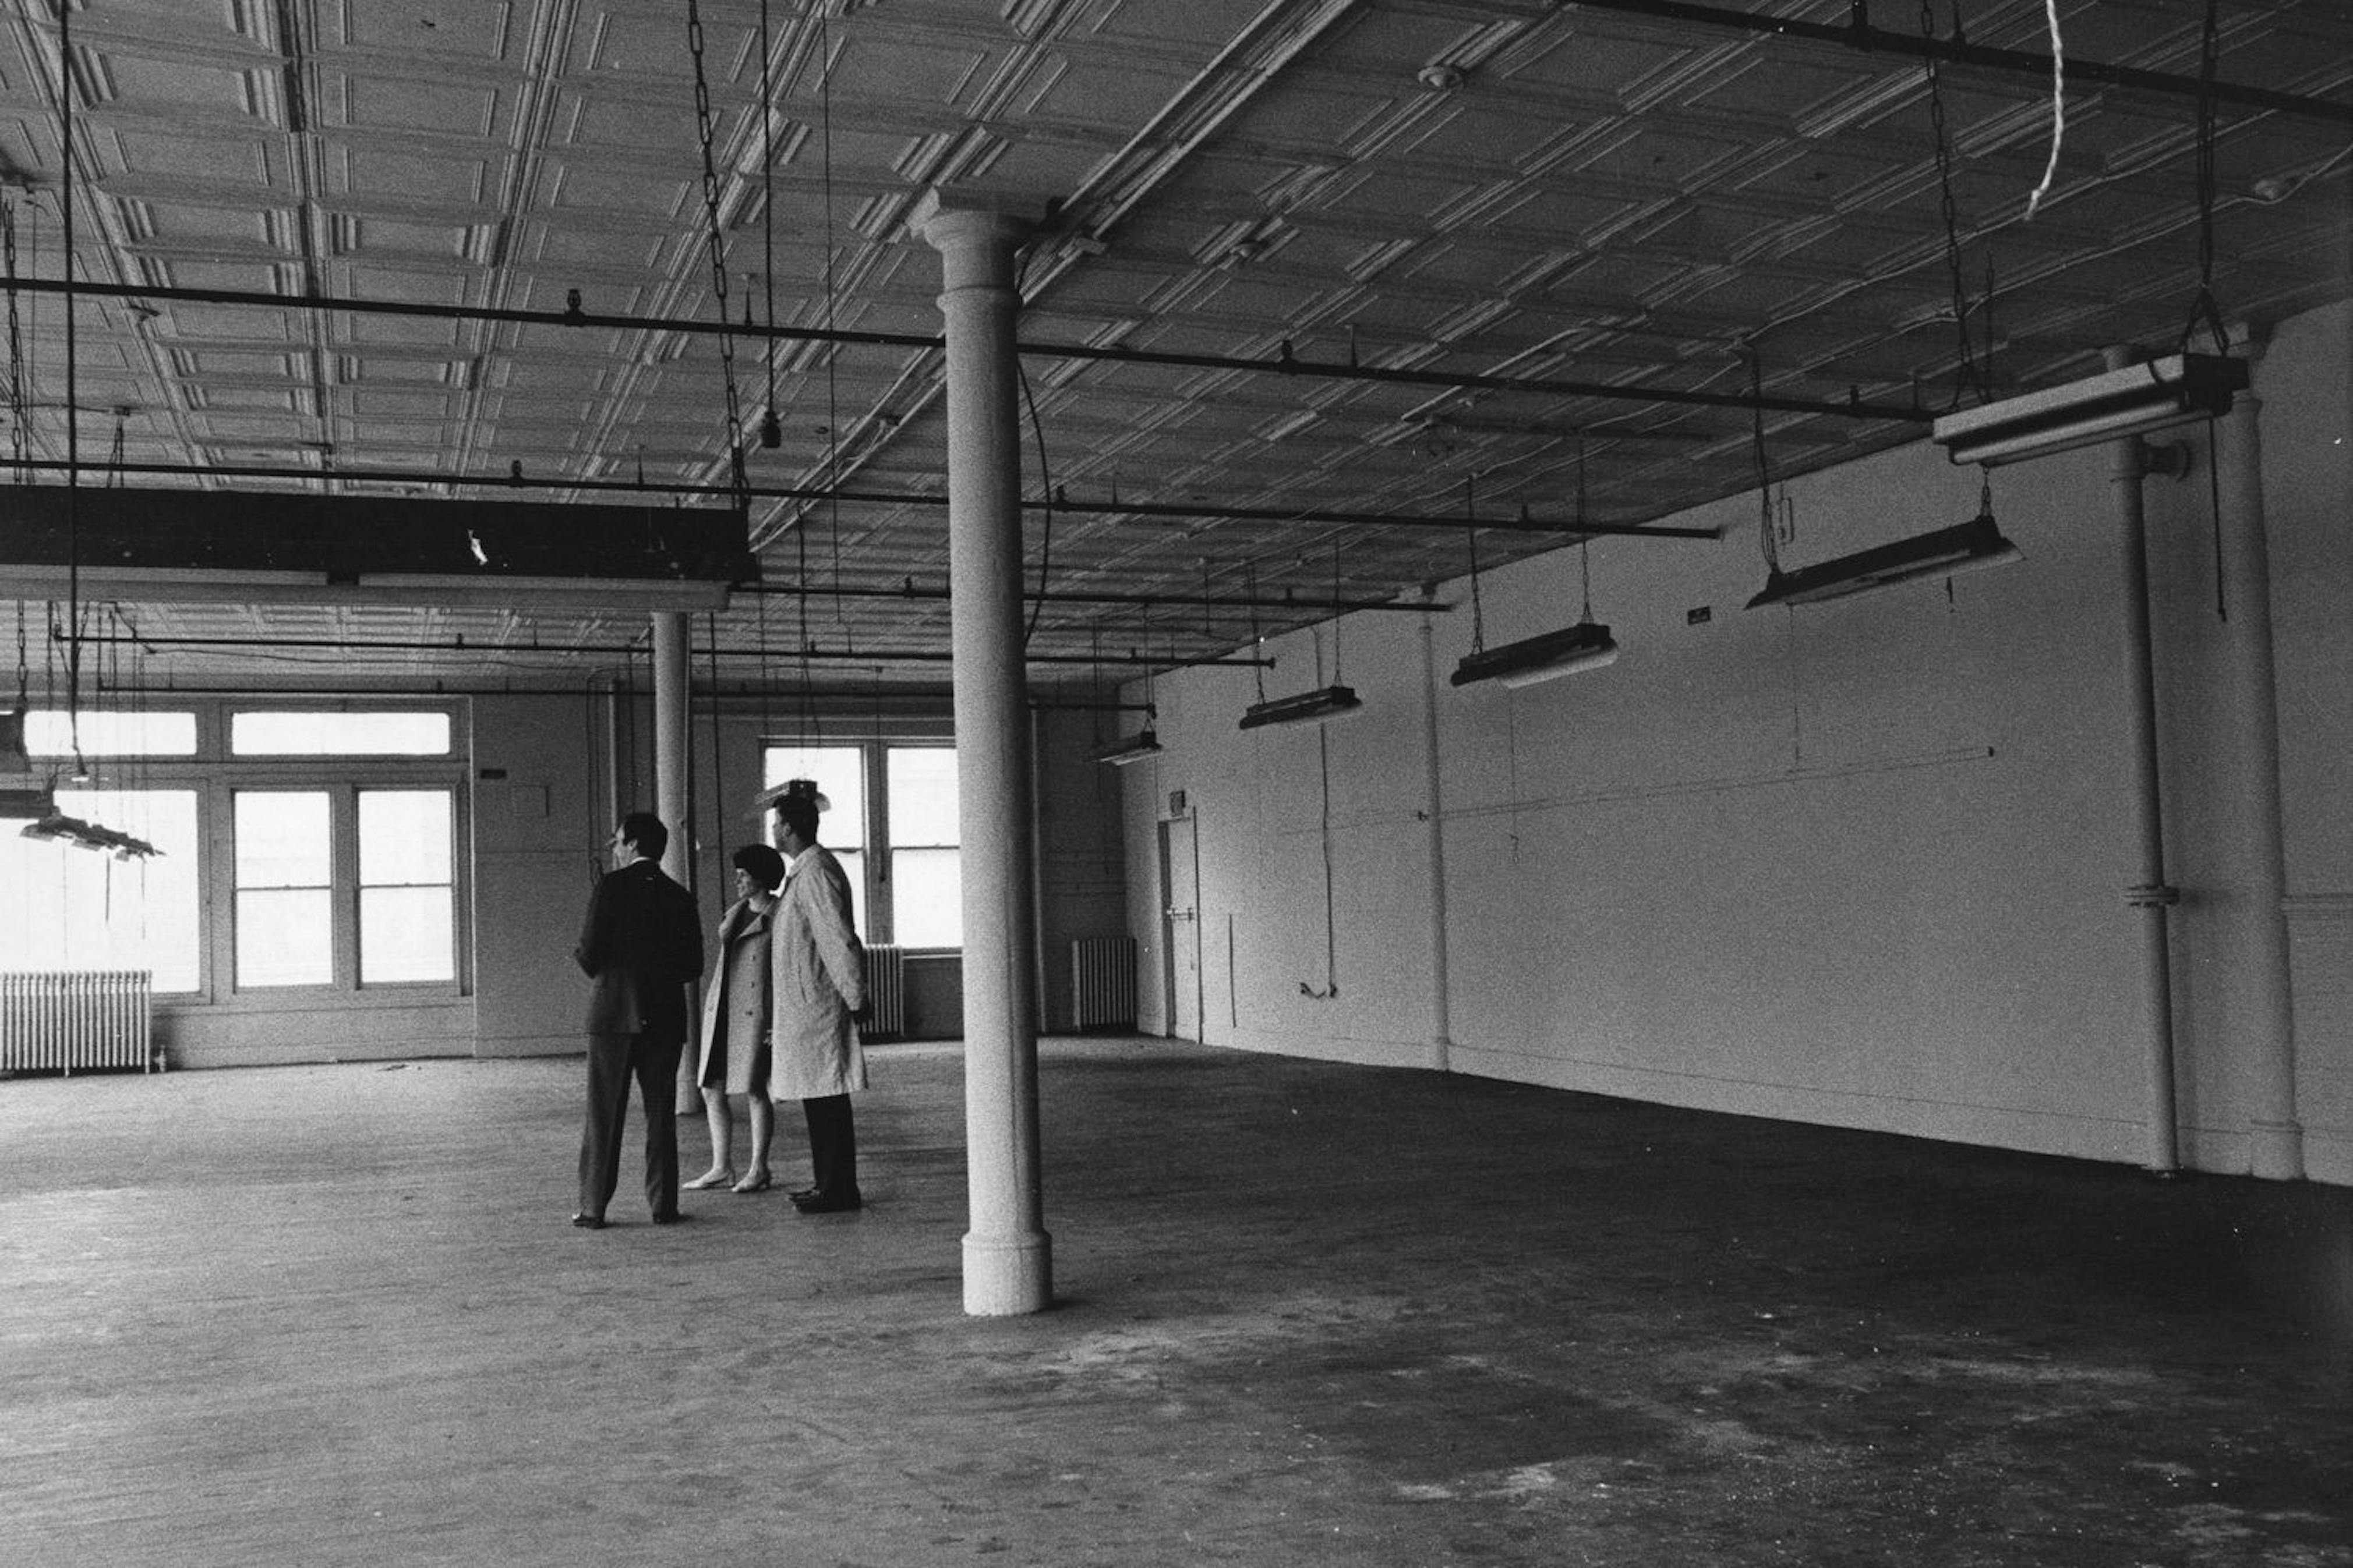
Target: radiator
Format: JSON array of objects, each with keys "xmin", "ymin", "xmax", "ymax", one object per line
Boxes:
[
  {"xmin": 861, "ymin": 944, "xmax": 906, "ymax": 1039},
  {"xmin": 0, "ymin": 969, "xmax": 156, "ymax": 1074},
  {"xmin": 1069, "ymin": 936, "xmax": 1137, "ymax": 1031}
]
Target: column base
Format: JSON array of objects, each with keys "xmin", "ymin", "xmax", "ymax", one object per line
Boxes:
[
  {"xmin": 963, "ymin": 1228, "xmax": 1053, "ymax": 1316},
  {"xmin": 2250, "ymin": 1119, "xmax": 2306, "ymax": 1181}
]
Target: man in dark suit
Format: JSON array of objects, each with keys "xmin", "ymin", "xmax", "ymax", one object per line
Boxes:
[{"xmin": 572, "ymin": 810, "xmax": 704, "ymax": 1229}]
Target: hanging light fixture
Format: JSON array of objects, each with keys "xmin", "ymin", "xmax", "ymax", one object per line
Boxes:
[
  {"xmin": 1097, "ymin": 631, "xmax": 1164, "ymax": 765},
  {"xmin": 1235, "ymin": 562, "xmax": 1363, "ymax": 732},
  {"xmin": 1931, "ymin": 353, "xmax": 2246, "ymax": 467},
  {"xmin": 1094, "ymin": 724, "xmax": 1164, "ymax": 766},
  {"xmin": 1453, "ymin": 452, "xmax": 1619, "ymax": 688},
  {"xmin": 1239, "ymin": 684, "xmax": 1360, "ymax": 731},
  {"xmin": 1747, "ymin": 485, "xmax": 2020, "ymax": 610}
]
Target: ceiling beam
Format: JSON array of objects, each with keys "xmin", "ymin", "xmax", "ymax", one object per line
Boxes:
[{"xmin": 6, "ymin": 277, "xmax": 1924, "ymax": 423}]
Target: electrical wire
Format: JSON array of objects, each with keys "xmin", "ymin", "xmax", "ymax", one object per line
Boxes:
[{"xmin": 2022, "ymin": 0, "xmax": 2065, "ymax": 219}]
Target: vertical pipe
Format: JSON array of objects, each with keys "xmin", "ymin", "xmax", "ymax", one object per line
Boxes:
[
  {"xmin": 2209, "ymin": 337, "xmax": 2303, "ymax": 1179},
  {"xmin": 653, "ymin": 611, "xmax": 699, "ymax": 1114},
  {"xmin": 1418, "ymin": 606, "xmax": 1453, "ymax": 1073},
  {"xmin": 2105, "ymin": 349, "xmax": 2180, "ymax": 1174},
  {"xmin": 914, "ymin": 192, "xmax": 1052, "ymax": 1317}
]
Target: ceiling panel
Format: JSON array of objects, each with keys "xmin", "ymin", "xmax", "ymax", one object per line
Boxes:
[{"xmin": 0, "ymin": 0, "xmax": 2341, "ymax": 689}]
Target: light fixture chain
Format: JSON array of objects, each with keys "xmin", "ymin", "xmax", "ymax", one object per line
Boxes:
[
  {"xmin": 686, "ymin": 0, "xmax": 750, "ymax": 509},
  {"xmin": 1923, "ymin": 0, "xmax": 1984, "ymax": 406}
]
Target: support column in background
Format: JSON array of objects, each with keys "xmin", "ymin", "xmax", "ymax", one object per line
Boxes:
[
  {"xmin": 913, "ymin": 189, "xmax": 1052, "ymax": 1316},
  {"xmin": 2107, "ymin": 348, "xmax": 2180, "ymax": 1176},
  {"xmin": 653, "ymin": 611, "xmax": 699, "ymax": 1116},
  {"xmin": 2210, "ymin": 338, "xmax": 2303, "ymax": 1180}
]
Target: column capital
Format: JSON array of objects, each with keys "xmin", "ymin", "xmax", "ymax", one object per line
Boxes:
[{"xmin": 909, "ymin": 189, "xmax": 1046, "ymax": 256}]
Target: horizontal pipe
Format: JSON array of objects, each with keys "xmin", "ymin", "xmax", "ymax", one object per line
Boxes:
[
  {"xmin": 0, "ymin": 455, "xmax": 1716, "ymax": 539},
  {"xmin": 1568, "ymin": 0, "xmax": 2353, "ymax": 128},
  {"xmin": 78, "ymin": 674, "xmax": 1143, "ymax": 710},
  {"xmin": 64, "ymin": 631, "xmax": 1274, "ymax": 669},
  {"xmin": 733, "ymin": 579, "xmax": 1450, "ymax": 614},
  {"xmin": 2, "ymin": 275, "xmax": 1924, "ymax": 424}
]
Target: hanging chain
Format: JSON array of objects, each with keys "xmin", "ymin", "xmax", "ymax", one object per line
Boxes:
[
  {"xmin": 1923, "ymin": 0, "xmax": 1984, "ymax": 405},
  {"xmin": 1749, "ymin": 351, "xmax": 1780, "ymax": 575},
  {"xmin": 2, "ymin": 197, "xmax": 24, "ymax": 463},
  {"xmin": 1463, "ymin": 474, "xmax": 1486, "ymax": 654},
  {"xmin": 2181, "ymin": 0, "xmax": 2230, "ymax": 356},
  {"xmin": 685, "ymin": 0, "xmax": 750, "ymax": 510}
]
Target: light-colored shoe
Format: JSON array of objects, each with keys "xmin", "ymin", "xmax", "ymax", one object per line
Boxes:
[
  {"xmin": 732, "ymin": 1170, "xmax": 773, "ymax": 1194},
  {"xmin": 683, "ymin": 1167, "xmax": 736, "ymax": 1191}
]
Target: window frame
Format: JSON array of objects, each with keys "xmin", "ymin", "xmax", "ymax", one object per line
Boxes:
[
  {"xmin": 0, "ymin": 699, "xmax": 471, "ymax": 1007},
  {"xmin": 761, "ymin": 731, "xmax": 959, "ymax": 951}
]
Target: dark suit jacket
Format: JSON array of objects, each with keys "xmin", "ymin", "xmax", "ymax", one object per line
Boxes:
[{"xmin": 574, "ymin": 858, "xmax": 704, "ymax": 1039}]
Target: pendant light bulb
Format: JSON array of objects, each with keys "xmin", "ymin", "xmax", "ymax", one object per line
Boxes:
[{"xmin": 758, "ymin": 409, "xmax": 783, "ymax": 449}]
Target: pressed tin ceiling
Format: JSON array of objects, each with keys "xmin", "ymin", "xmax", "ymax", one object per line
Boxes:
[{"xmin": 0, "ymin": 0, "xmax": 2345, "ymax": 692}]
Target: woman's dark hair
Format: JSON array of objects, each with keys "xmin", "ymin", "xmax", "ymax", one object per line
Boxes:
[{"xmin": 730, "ymin": 842, "xmax": 786, "ymax": 890}]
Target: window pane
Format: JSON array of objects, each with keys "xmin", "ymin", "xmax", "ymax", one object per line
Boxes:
[
  {"xmin": 236, "ymin": 793, "xmax": 331, "ymax": 887},
  {"xmin": 829, "ymin": 848, "xmax": 866, "ymax": 939},
  {"xmin": 887, "ymin": 748, "xmax": 959, "ymax": 847},
  {"xmin": 360, "ymin": 791, "xmax": 453, "ymax": 885},
  {"xmin": 236, "ymin": 889, "xmax": 333, "ymax": 987},
  {"xmin": 27, "ymin": 710, "xmax": 197, "ymax": 757},
  {"xmin": 761, "ymin": 745, "xmax": 865, "ymax": 850},
  {"xmin": 360, "ymin": 887, "xmax": 454, "ymax": 983},
  {"xmin": 232, "ymin": 711, "xmax": 450, "ymax": 756},
  {"xmin": 892, "ymin": 848, "xmax": 962, "ymax": 947},
  {"xmin": 0, "ymin": 790, "xmax": 201, "ymax": 992}
]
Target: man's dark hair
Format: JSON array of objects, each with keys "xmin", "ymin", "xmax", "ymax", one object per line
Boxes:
[
  {"xmin": 619, "ymin": 810, "xmax": 668, "ymax": 861},
  {"xmin": 731, "ymin": 841, "xmax": 786, "ymax": 890},
  {"xmin": 775, "ymin": 795, "xmax": 821, "ymax": 844}
]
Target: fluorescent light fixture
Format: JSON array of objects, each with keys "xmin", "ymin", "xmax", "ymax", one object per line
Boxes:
[
  {"xmin": 1238, "ymin": 684, "xmax": 1361, "ymax": 731},
  {"xmin": 1451, "ymin": 620, "xmax": 1619, "ymax": 689},
  {"xmin": 1931, "ymin": 353, "xmax": 2247, "ymax": 467},
  {"xmin": 1746, "ymin": 513, "xmax": 2020, "ymax": 609},
  {"xmin": 1094, "ymin": 728, "xmax": 1164, "ymax": 766}
]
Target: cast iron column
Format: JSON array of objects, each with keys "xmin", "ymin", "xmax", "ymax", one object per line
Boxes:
[{"xmin": 914, "ymin": 190, "xmax": 1052, "ymax": 1315}]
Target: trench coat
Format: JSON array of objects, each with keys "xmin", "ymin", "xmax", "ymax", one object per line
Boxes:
[
  {"xmin": 694, "ymin": 896, "xmax": 772, "ymax": 1095},
  {"xmin": 768, "ymin": 844, "xmax": 868, "ymax": 1101}
]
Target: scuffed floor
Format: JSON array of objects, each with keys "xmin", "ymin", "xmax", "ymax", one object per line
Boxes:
[{"xmin": 2, "ymin": 1039, "xmax": 2346, "ymax": 1566}]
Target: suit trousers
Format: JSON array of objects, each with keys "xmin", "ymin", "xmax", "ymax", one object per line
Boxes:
[
  {"xmin": 801, "ymin": 1093, "xmax": 858, "ymax": 1202},
  {"xmin": 579, "ymin": 1029, "xmax": 685, "ymax": 1220}
]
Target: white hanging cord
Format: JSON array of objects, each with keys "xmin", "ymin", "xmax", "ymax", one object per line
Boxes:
[{"xmin": 2022, "ymin": 0, "xmax": 2065, "ymax": 218}]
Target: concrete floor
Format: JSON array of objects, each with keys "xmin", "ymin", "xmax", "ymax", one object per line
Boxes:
[{"xmin": 3, "ymin": 1038, "xmax": 2348, "ymax": 1567}]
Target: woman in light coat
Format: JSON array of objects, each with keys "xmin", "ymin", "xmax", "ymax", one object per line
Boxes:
[
  {"xmin": 767, "ymin": 788, "xmax": 869, "ymax": 1211},
  {"xmin": 685, "ymin": 842, "xmax": 788, "ymax": 1194}
]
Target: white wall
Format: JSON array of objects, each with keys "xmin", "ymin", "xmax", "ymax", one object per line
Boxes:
[{"xmin": 1123, "ymin": 300, "xmax": 2352, "ymax": 1185}]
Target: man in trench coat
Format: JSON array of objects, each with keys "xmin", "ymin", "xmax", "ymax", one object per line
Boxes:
[{"xmin": 766, "ymin": 784, "xmax": 869, "ymax": 1213}]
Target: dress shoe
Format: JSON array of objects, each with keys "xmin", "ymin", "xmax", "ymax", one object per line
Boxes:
[
  {"xmin": 650, "ymin": 1209, "xmax": 690, "ymax": 1225},
  {"xmin": 791, "ymin": 1192, "xmax": 861, "ymax": 1213},
  {"xmin": 731, "ymin": 1170, "xmax": 772, "ymax": 1195},
  {"xmin": 682, "ymin": 1168, "xmax": 737, "ymax": 1191},
  {"xmin": 789, "ymin": 1187, "xmax": 821, "ymax": 1203},
  {"xmin": 570, "ymin": 1212, "xmax": 606, "ymax": 1230}
]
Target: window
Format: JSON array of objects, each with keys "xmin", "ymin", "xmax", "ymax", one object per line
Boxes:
[
  {"xmin": 761, "ymin": 739, "xmax": 960, "ymax": 948},
  {"xmin": 761, "ymin": 745, "xmax": 867, "ymax": 935},
  {"xmin": 1, "ymin": 700, "xmax": 466, "ymax": 1007},
  {"xmin": 0, "ymin": 788, "xmax": 201, "ymax": 991},
  {"xmin": 232, "ymin": 710, "xmax": 451, "ymax": 756},
  {"xmin": 358, "ymin": 790, "xmax": 455, "ymax": 983},
  {"xmin": 887, "ymin": 747, "xmax": 961, "ymax": 948},
  {"xmin": 235, "ymin": 791, "xmax": 334, "ymax": 987},
  {"xmin": 26, "ymin": 709, "xmax": 198, "ymax": 757}
]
